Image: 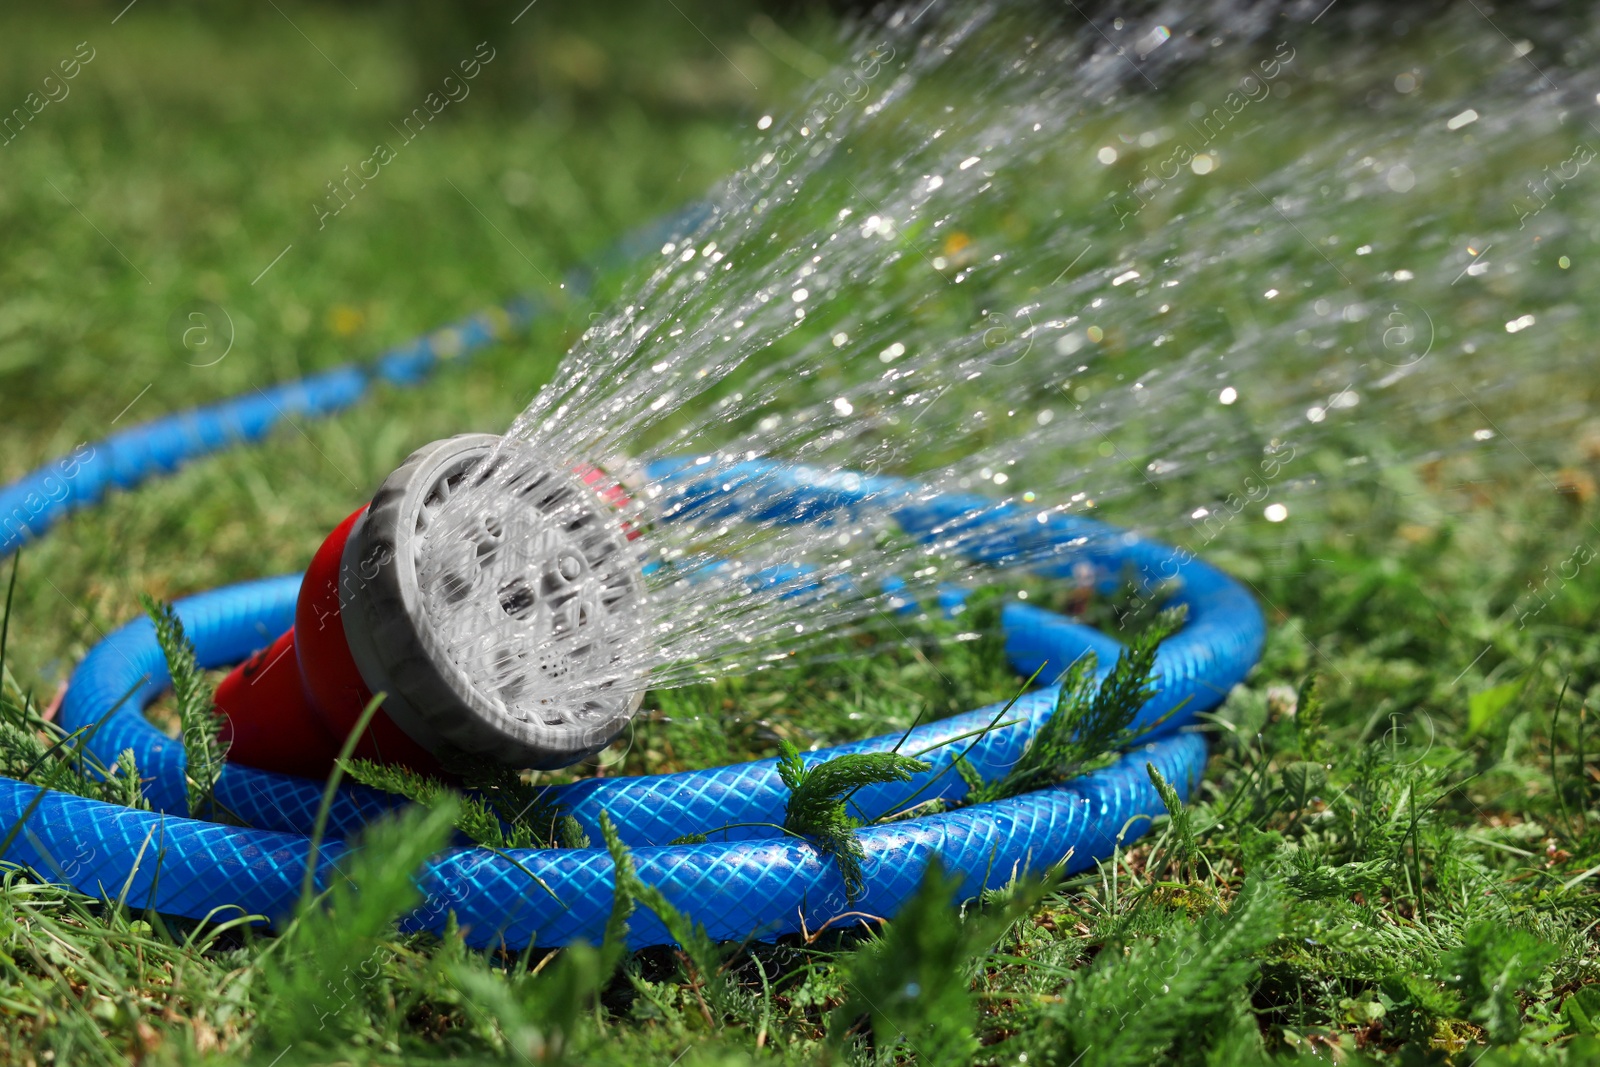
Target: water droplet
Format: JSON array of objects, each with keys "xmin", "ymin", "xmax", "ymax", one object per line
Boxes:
[
  {"xmin": 1386, "ymin": 164, "xmax": 1416, "ymax": 192},
  {"xmin": 1219, "ymin": 387, "xmax": 1238, "ymax": 405},
  {"xmin": 1096, "ymin": 146, "xmax": 1118, "ymax": 164},
  {"xmin": 1265, "ymin": 503, "xmax": 1289, "ymax": 522}
]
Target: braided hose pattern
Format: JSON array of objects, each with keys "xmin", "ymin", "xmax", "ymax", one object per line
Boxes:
[
  {"xmin": 0, "ymin": 192, "xmax": 1262, "ymax": 947},
  {"xmin": 4, "ymin": 465, "xmax": 1261, "ymax": 948},
  {"xmin": 0, "ymin": 729, "xmax": 1204, "ymax": 949}
]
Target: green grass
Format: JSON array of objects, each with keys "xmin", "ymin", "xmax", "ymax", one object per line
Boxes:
[{"xmin": 2, "ymin": 2, "xmax": 1599, "ymax": 1064}]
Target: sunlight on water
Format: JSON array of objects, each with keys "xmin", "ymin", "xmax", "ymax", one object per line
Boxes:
[{"xmin": 417, "ymin": 0, "xmax": 1600, "ymax": 716}]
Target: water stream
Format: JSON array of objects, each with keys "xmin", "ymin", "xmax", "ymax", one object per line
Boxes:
[{"xmin": 417, "ymin": 0, "xmax": 1600, "ymax": 718}]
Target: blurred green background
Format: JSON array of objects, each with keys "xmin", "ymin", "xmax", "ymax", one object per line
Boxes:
[{"xmin": 0, "ymin": 0, "xmax": 841, "ymax": 676}]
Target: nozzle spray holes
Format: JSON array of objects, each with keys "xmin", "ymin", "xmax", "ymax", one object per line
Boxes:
[
  {"xmin": 410, "ymin": 441, "xmax": 646, "ymax": 731},
  {"xmin": 342, "ymin": 435, "xmax": 649, "ymax": 768},
  {"xmin": 498, "ymin": 578, "xmax": 537, "ymax": 619}
]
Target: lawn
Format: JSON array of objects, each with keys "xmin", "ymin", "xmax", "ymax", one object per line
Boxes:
[{"xmin": 1, "ymin": 1, "xmax": 1598, "ymax": 1064}]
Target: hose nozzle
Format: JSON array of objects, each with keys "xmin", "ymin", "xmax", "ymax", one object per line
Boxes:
[{"xmin": 214, "ymin": 434, "xmax": 649, "ymax": 777}]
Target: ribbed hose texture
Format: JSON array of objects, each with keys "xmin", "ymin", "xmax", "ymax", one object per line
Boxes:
[
  {"xmin": 0, "ymin": 196, "xmax": 1262, "ymax": 947},
  {"xmin": 5, "ymin": 464, "xmax": 1262, "ymax": 948}
]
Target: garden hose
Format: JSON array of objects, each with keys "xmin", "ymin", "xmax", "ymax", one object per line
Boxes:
[
  {"xmin": 0, "ymin": 203, "xmax": 710, "ymax": 562},
  {"xmin": 0, "ymin": 221, "xmax": 1265, "ymax": 951}
]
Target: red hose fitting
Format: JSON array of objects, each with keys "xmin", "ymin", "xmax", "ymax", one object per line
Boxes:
[
  {"xmin": 213, "ymin": 507, "xmax": 446, "ymax": 778},
  {"xmin": 213, "ymin": 434, "xmax": 648, "ymax": 779}
]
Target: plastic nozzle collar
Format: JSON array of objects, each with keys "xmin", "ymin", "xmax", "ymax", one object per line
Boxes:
[{"xmin": 338, "ymin": 434, "xmax": 648, "ymax": 769}]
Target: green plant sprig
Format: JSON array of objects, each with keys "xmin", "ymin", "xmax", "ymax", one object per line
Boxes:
[
  {"xmin": 140, "ymin": 594, "xmax": 228, "ymax": 820},
  {"xmin": 960, "ymin": 605, "xmax": 1188, "ymax": 805},
  {"xmin": 777, "ymin": 740, "xmax": 929, "ymax": 900},
  {"xmin": 340, "ymin": 758, "xmax": 586, "ymax": 850}
]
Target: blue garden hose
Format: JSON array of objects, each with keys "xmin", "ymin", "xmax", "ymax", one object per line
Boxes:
[
  {"xmin": 0, "ymin": 203, "xmax": 710, "ymax": 561},
  {"xmin": 0, "ymin": 467, "xmax": 1261, "ymax": 948},
  {"xmin": 0, "ymin": 213, "xmax": 1264, "ymax": 949}
]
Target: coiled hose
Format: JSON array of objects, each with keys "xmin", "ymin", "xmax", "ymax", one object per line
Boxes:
[{"xmin": 0, "ymin": 221, "xmax": 1264, "ymax": 951}]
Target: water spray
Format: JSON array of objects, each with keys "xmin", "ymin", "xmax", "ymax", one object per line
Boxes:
[
  {"xmin": 3, "ymin": 458, "xmax": 1263, "ymax": 947},
  {"xmin": 2, "ymin": 0, "xmax": 1587, "ymax": 948}
]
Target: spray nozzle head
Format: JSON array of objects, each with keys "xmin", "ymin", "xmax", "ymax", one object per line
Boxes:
[{"xmin": 339, "ymin": 433, "xmax": 649, "ymax": 769}]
